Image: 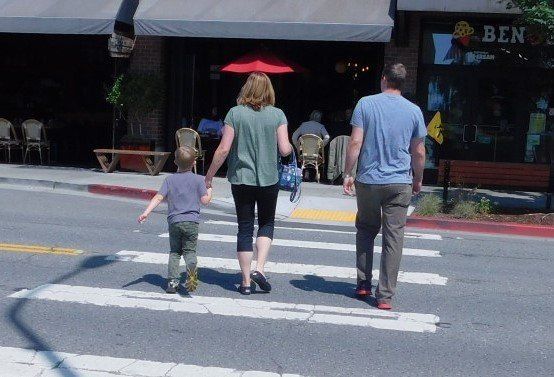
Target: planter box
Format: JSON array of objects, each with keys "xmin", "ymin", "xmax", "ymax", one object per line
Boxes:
[{"xmin": 119, "ymin": 136, "xmax": 155, "ymax": 173}]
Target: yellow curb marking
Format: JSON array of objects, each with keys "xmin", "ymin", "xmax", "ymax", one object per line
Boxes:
[
  {"xmin": 291, "ymin": 208, "xmax": 357, "ymax": 222},
  {"xmin": 0, "ymin": 243, "xmax": 83, "ymax": 256}
]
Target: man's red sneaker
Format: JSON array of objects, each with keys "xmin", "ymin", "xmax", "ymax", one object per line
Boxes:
[
  {"xmin": 355, "ymin": 281, "xmax": 372, "ymax": 297},
  {"xmin": 377, "ymin": 302, "xmax": 392, "ymax": 310}
]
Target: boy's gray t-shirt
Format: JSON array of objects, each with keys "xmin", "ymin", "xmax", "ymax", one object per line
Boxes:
[
  {"xmin": 158, "ymin": 171, "xmax": 207, "ymax": 224},
  {"xmin": 351, "ymin": 93, "xmax": 427, "ymax": 185}
]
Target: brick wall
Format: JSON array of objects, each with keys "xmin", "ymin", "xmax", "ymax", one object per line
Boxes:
[
  {"xmin": 128, "ymin": 36, "xmax": 167, "ymax": 149},
  {"xmin": 384, "ymin": 14, "xmax": 421, "ymax": 97}
]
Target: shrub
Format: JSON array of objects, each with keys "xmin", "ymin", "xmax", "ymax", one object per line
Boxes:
[
  {"xmin": 415, "ymin": 194, "xmax": 442, "ymax": 216},
  {"xmin": 476, "ymin": 197, "xmax": 495, "ymax": 214},
  {"xmin": 451, "ymin": 201, "xmax": 479, "ymax": 219}
]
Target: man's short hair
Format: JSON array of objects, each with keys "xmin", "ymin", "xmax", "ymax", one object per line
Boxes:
[
  {"xmin": 175, "ymin": 146, "xmax": 195, "ymax": 170},
  {"xmin": 309, "ymin": 110, "xmax": 322, "ymax": 123},
  {"xmin": 382, "ymin": 63, "xmax": 407, "ymax": 90}
]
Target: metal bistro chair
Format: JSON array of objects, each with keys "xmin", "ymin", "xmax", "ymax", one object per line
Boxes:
[
  {"xmin": 22, "ymin": 119, "xmax": 50, "ymax": 164},
  {"xmin": 0, "ymin": 118, "xmax": 23, "ymax": 163},
  {"xmin": 175, "ymin": 128, "xmax": 206, "ymax": 174},
  {"xmin": 298, "ymin": 133, "xmax": 325, "ymax": 183}
]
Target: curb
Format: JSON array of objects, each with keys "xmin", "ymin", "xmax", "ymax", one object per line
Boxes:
[
  {"xmin": 88, "ymin": 184, "xmax": 157, "ymax": 201},
  {"xmin": 2, "ymin": 176, "xmax": 553, "ymax": 238},
  {"xmin": 0, "ymin": 177, "xmax": 234, "ymax": 212},
  {"xmin": 407, "ymin": 216, "xmax": 554, "ymax": 238}
]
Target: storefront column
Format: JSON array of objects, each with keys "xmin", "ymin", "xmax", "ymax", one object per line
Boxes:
[
  {"xmin": 384, "ymin": 13, "xmax": 421, "ymax": 98},
  {"xmin": 129, "ymin": 36, "xmax": 168, "ymax": 151}
]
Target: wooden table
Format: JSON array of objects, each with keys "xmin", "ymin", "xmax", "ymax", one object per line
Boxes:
[{"xmin": 93, "ymin": 149, "xmax": 170, "ymax": 176}]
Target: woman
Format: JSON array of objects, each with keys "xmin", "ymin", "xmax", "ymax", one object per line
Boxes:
[{"xmin": 205, "ymin": 72, "xmax": 292, "ymax": 295}]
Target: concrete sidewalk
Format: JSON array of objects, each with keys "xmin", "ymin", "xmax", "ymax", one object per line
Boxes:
[{"xmin": 0, "ymin": 163, "xmax": 550, "ymax": 224}]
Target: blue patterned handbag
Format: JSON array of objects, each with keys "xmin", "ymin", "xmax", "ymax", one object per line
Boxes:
[{"xmin": 278, "ymin": 150, "xmax": 302, "ymax": 203}]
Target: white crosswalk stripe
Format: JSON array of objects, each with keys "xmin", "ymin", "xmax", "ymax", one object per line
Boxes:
[
  {"xmin": 108, "ymin": 250, "xmax": 448, "ymax": 286},
  {"xmin": 201, "ymin": 220, "xmax": 443, "ymax": 240},
  {"xmin": 157, "ymin": 233, "xmax": 441, "ymax": 258},
  {"xmin": 0, "ymin": 346, "xmax": 302, "ymax": 377},
  {"xmin": 10, "ymin": 284, "xmax": 440, "ymax": 333}
]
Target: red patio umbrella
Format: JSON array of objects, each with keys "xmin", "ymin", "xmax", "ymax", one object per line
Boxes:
[{"xmin": 221, "ymin": 50, "xmax": 306, "ymax": 74}]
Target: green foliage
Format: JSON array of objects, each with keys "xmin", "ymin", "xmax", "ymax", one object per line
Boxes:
[
  {"xmin": 415, "ymin": 194, "xmax": 443, "ymax": 216},
  {"xmin": 451, "ymin": 201, "xmax": 479, "ymax": 219},
  {"xmin": 475, "ymin": 197, "xmax": 495, "ymax": 215},
  {"xmin": 106, "ymin": 73, "xmax": 164, "ymax": 134},
  {"xmin": 120, "ymin": 73, "xmax": 164, "ymax": 125},
  {"xmin": 502, "ymin": 0, "xmax": 554, "ymax": 42},
  {"xmin": 106, "ymin": 75, "xmax": 124, "ymax": 109}
]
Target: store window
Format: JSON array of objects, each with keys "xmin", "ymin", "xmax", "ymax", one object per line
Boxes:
[{"xmin": 419, "ymin": 20, "xmax": 554, "ymax": 168}]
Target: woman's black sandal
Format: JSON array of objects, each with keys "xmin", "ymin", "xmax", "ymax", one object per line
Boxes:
[
  {"xmin": 251, "ymin": 271, "xmax": 272, "ymax": 292},
  {"xmin": 238, "ymin": 284, "xmax": 253, "ymax": 295}
]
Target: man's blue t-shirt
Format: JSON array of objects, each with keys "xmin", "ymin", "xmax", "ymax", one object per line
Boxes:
[{"xmin": 350, "ymin": 93, "xmax": 427, "ymax": 185}]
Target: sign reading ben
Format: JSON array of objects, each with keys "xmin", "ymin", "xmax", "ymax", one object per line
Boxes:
[{"xmin": 482, "ymin": 25, "xmax": 526, "ymax": 44}]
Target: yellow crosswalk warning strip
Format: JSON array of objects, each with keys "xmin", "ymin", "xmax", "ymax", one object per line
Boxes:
[
  {"xmin": 0, "ymin": 243, "xmax": 82, "ymax": 255},
  {"xmin": 291, "ymin": 209, "xmax": 356, "ymax": 222}
]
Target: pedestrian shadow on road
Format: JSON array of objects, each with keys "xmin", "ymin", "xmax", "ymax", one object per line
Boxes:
[
  {"xmin": 123, "ymin": 274, "xmax": 166, "ymax": 290},
  {"xmin": 290, "ymin": 275, "xmax": 369, "ymax": 299},
  {"xmin": 200, "ymin": 268, "xmax": 247, "ymax": 293},
  {"xmin": 122, "ymin": 269, "xmax": 241, "ymax": 294},
  {"xmin": 8, "ymin": 255, "xmax": 117, "ymax": 377}
]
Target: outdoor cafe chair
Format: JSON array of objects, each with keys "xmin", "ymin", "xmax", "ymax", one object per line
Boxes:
[
  {"xmin": 22, "ymin": 119, "xmax": 50, "ymax": 165},
  {"xmin": 0, "ymin": 118, "xmax": 23, "ymax": 163},
  {"xmin": 175, "ymin": 127, "xmax": 206, "ymax": 174},
  {"xmin": 298, "ymin": 134, "xmax": 325, "ymax": 183}
]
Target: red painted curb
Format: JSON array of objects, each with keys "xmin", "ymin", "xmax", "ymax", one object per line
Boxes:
[
  {"xmin": 86, "ymin": 183, "xmax": 554, "ymax": 238},
  {"xmin": 88, "ymin": 184, "xmax": 157, "ymax": 201},
  {"xmin": 407, "ymin": 216, "xmax": 554, "ymax": 238}
]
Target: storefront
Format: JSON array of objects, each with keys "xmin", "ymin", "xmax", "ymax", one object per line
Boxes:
[
  {"xmin": 419, "ymin": 17, "xmax": 553, "ymax": 171},
  {"xmin": 0, "ymin": 0, "xmax": 136, "ymax": 166},
  {"xmin": 133, "ymin": 0, "xmax": 395, "ymax": 164}
]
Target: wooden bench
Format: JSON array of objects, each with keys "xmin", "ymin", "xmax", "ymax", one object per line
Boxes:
[
  {"xmin": 438, "ymin": 160, "xmax": 553, "ymax": 209},
  {"xmin": 94, "ymin": 149, "xmax": 170, "ymax": 176}
]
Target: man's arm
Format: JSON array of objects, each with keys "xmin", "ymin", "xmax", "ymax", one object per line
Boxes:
[
  {"xmin": 292, "ymin": 127, "xmax": 301, "ymax": 148},
  {"xmin": 343, "ymin": 126, "xmax": 364, "ymax": 196},
  {"xmin": 410, "ymin": 138, "xmax": 426, "ymax": 195},
  {"xmin": 320, "ymin": 126, "xmax": 331, "ymax": 146}
]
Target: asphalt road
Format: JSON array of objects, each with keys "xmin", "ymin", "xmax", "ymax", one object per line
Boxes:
[{"xmin": 0, "ymin": 186, "xmax": 553, "ymax": 376}]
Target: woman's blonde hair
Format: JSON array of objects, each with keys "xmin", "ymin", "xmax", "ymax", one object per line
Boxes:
[{"xmin": 237, "ymin": 72, "xmax": 275, "ymax": 110}]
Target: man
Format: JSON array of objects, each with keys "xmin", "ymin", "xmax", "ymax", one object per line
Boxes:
[
  {"xmin": 343, "ymin": 63, "xmax": 426, "ymax": 310},
  {"xmin": 292, "ymin": 110, "xmax": 330, "ymax": 148}
]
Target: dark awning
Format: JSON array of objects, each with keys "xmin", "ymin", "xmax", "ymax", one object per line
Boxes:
[
  {"xmin": 134, "ymin": 0, "xmax": 395, "ymax": 42},
  {"xmin": 0, "ymin": 0, "xmax": 136, "ymax": 35},
  {"xmin": 397, "ymin": 0, "xmax": 520, "ymax": 14}
]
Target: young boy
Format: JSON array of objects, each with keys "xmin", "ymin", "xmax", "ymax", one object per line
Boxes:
[{"xmin": 138, "ymin": 146, "xmax": 212, "ymax": 294}]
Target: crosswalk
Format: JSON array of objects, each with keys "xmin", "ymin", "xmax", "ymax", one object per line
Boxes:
[
  {"xmin": 159, "ymin": 220, "xmax": 444, "ymax": 240},
  {"xmin": 0, "ymin": 346, "xmax": 302, "ymax": 377},
  {"xmin": 6, "ymin": 224, "xmax": 448, "ymax": 376},
  {"xmin": 109, "ymin": 251, "xmax": 448, "ymax": 285}
]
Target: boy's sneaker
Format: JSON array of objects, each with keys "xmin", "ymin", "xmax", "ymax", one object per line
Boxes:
[
  {"xmin": 166, "ymin": 280, "xmax": 179, "ymax": 294},
  {"xmin": 185, "ymin": 267, "xmax": 199, "ymax": 292}
]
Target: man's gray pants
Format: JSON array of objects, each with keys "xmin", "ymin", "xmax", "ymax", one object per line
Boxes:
[{"xmin": 355, "ymin": 182, "xmax": 412, "ymax": 304}]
